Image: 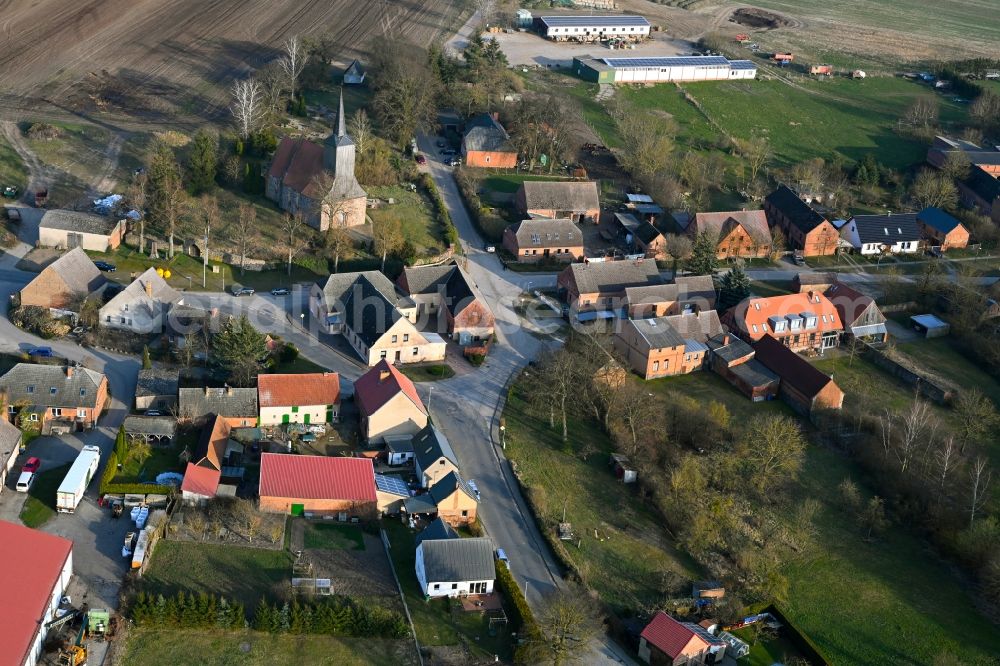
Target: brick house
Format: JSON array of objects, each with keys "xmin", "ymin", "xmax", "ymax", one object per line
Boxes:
[
  {"xmin": 397, "ymin": 263, "xmax": 496, "ymax": 344},
  {"xmin": 258, "ymin": 453, "xmax": 377, "ymax": 518},
  {"xmin": 705, "ymin": 333, "xmax": 779, "ymax": 401},
  {"xmin": 722, "ymin": 291, "xmax": 843, "ymax": 353},
  {"xmin": 751, "ymin": 334, "xmax": 844, "ymax": 416},
  {"xmin": 427, "ymin": 470, "xmax": 478, "ymax": 526},
  {"xmin": 355, "ymin": 361, "xmax": 428, "ymax": 443},
  {"xmin": 412, "ymin": 424, "xmax": 460, "ymax": 489},
  {"xmin": 557, "ymin": 258, "xmax": 662, "ymax": 315},
  {"xmin": 502, "ymin": 218, "xmax": 584, "ymax": 262},
  {"xmin": 916, "ymin": 207, "xmax": 970, "ymax": 250},
  {"xmin": 825, "ymin": 283, "xmax": 888, "ymax": 343},
  {"xmin": 958, "ymin": 165, "xmax": 1000, "ymax": 223},
  {"xmin": 461, "ymin": 113, "xmax": 518, "ymax": 168},
  {"xmin": 18, "ymin": 247, "xmax": 104, "ymax": 312},
  {"xmin": 180, "ymin": 414, "xmax": 241, "ymax": 504},
  {"xmin": 688, "ymin": 210, "xmax": 771, "ymax": 259},
  {"xmin": 611, "ymin": 213, "xmax": 667, "ymax": 258},
  {"xmin": 763, "ymin": 185, "xmax": 840, "ymax": 256},
  {"xmin": 0, "ymin": 364, "xmax": 108, "ymax": 434},
  {"xmin": 624, "ymin": 276, "xmax": 716, "ymax": 319},
  {"xmin": 37, "ymin": 210, "xmax": 126, "ymax": 252},
  {"xmin": 614, "ymin": 311, "xmax": 723, "ymax": 380},
  {"xmin": 926, "ymin": 135, "xmax": 1000, "ymax": 177},
  {"xmin": 178, "ymin": 387, "xmax": 258, "ymax": 428},
  {"xmin": 515, "ymin": 181, "xmax": 600, "ymax": 223},
  {"xmin": 638, "ymin": 611, "xmax": 727, "ymax": 666}
]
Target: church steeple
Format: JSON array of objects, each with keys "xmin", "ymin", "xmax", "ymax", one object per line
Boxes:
[
  {"xmin": 337, "ymin": 88, "xmax": 346, "ymax": 138},
  {"xmin": 324, "ymin": 88, "xmax": 352, "ymax": 170}
]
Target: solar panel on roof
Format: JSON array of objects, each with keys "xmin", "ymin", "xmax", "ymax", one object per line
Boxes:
[
  {"xmin": 602, "ymin": 56, "xmax": 731, "ymax": 68},
  {"xmin": 730, "ymin": 60, "xmax": 757, "ymax": 70},
  {"xmin": 375, "ymin": 474, "xmax": 410, "ymax": 496},
  {"xmin": 540, "ymin": 15, "xmax": 650, "ymax": 27}
]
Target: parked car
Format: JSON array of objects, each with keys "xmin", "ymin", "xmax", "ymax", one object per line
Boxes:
[
  {"xmin": 496, "ymin": 548, "xmax": 510, "ymax": 569},
  {"xmin": 144, "ymin": 410, "xmax": 163, "ymax": 416},
  {"xmin": 415, "ymin": 154, "xmax": 427, "ymax": 165},
  {"xmin": 270, "ymin": 287, "xmax": 290, "ymax": 296},
  {"xmin": 22, "ymin": 457, "xmax": 41, "ymax": 474},
  {"xmin": 94, "ymin": 261, "xmax": 117, "ymax": 272},
  {"xmin": 484, "ymin": 244, "xmax": 496, "ymax": 253},
  {"xmin": 28, "ymin": 346, "xmax": 53, "ymax": 357},
  {"xmin": 441, "ymin": 148, "xmax": 457, "ymax": 156},
  {"xmin": 467, "ymin": 479, "xmax": 481, "ymax": 501},
  {"xmin": 16, "ymin": 471, "xmax": 35, "ymax": 492},
  {"xmin": 448, "ymin": 157, "xmax": 461, "ymax": 167},
  {"xmin": 231, "ymin": 285, "xmax": 254, "ymax": 296}
]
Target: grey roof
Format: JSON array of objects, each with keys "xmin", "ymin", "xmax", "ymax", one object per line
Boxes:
[
  {"xmin": 463, "ymin": 113, "xmax": 513, "ymax": 153},
  {"xmin": 603, "ymin": 55, "xmax": 729, "ymax": 68},
  {"xmin": 0, "ymin": 364, "xmax": 106, "ymax": 409},
  {"xmin": 178, "ymin": 387, "xmax": 258, "ymax": 419},
  {"xmin": 0, "ymin": 419, "xmax": 21, "ymax": 453},
  {"xmin": 413, "ymin": 424, "xmax": 458, "ymax": 471},
  {"xmin": 399, "ymin": 263, "xmax": 487, "ymax": 318},
  {"xmin": 541, "ymin": 14, "xmax": 649, "ymax": 27},
  {"xmin": 318, "ymin": 270, "xmax": 401, "ymax": 310},
  {"xmin": 730, "ymin": 60, "xmax": 757, "ymax": 70},
  {"xmin": 963, "ymin": 165, "xmax": 1000, "ymax": 202},
  {"xmin": 520, "ymin": 181, "xmax": 600, "ymax": 213},
  {"xmin": 419, "ymin": 537, "xmax": 495, "ymax": 583},
  {"xmin": 565, "ymin": 259, "xmax": 661, "ymax": 295},
  {"xmin": 706, "ymin": 332, "xmax": 754, "ymax": 363},
  {"xmin": 39, "ymin": 209, "xmax": 121, "ymax": 236},
  {"xmin": 507, "ymin": 218, "xmax": 580, "ymax": 248},
  {"xmin": 101, "ymin": 268, "xmax": 182, "ymax": 319},
  {"xmin": 135, "ymin": 368, "xmax": 179, "ymax": 398},
  {"xmin": 36, "ymin": 247, "xmax": 104, "ymax": 296},
  {"xmin": 663, "ymin": 310, "xmax": 723, "ymax": 342},
  {"xmin": 344, "ymin": 60, "xmax": 365, "ymax": 77},
  {"xmin": 625, "ymin": 283, "xmax": 678, "ymax": 305},
  {"xmin": 911, "ymin": 313, "xmax": 949, "ymax": 329},
  {"xmin": 386, "ymin": 437, "xmax": 414, "ymax": 453},
  {"xmin": 428, "ymin": 470, "xmax": 477, "ymax": 505},
  {"xmin": 729, "ymin": 358, "xmax": 780, "ymax": 389},
  {"xmin": 625, "ymin": 317, "xmax": 684, "ymax": 350},
  {"xmin": 850, "ymin": 213, "xmax": 922, "ymax": 244},
  {"xmin": 674, "ymin": 275, "xmax": 717, "ymax": 307},
  {"xmin": 122, "ymin": 415, "xmax": 177, "ymax": 438},
  {"xmin": 404, "ymin": 494, "xmax": 438, "ymax": 514},
  {"xmin": 634, "ymin": 220, "xmax": 662, "ymax": 245},
  {"xmin": 342, "ymin": 275, "xmax": 403, "ymax": 347},
  {"xmin": 765, "ymin": 185, "xmax": 828, "ymax": 234},
  {"xmin": 415, "ymin": 516, "xmax": 458, "ymax": 545}
]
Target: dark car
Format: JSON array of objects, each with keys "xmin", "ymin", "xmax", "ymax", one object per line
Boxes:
[
  {"xmin": 28, "ymin": 346, "xmax": 53, "ymax": 357},
  {"xmin": 415, "ymin": 154, "xmax": 427, "ymax": 165},
  {"xmin": 94, "ymin": 261, "xmax": 117, "ymax": 272},
  {"xmin": 441, "ymin": 148, "xmax": 458, "ymax": 156},
  {"xmin": 231, "ymin": 285, "xmax": 255, "ymax": 296},
  {"xmin": 270, "ymin": 287, "xmax": 291, "ymax": 296}
]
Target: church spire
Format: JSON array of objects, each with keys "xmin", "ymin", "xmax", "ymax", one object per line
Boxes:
[{"xmin": 337, "ymin": 88, "xmax": 346, "ymax": 138}]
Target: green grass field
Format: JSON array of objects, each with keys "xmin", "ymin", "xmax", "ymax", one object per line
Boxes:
[
  {"xmin": 115, "ymin": 435, "xmax": 190, "ymax": 484},
  {"xmin": 121, "ymin": 628, "xmax": 418, "ymax": 666},
  {"xmin": 142, "ymin": 541, "xmax": 292, "ymax": 611},
  {"xmin": 623, "ymin": 77, "xmax": 967, "ymax": 170},
  {"xmin": 303, "ymin": 523, "xmax": 365, "ymax": 550},
  {"xmin": 367, "ymin": 185, "xmax": 446, "ymax": 256},
  {"xmin": 398, "ymin": 364, "xmax": 456, "ymax": 382},
  {"xmin": 896, "ymin": 338, "xmax": 1000, "ymax": 406},
  {"xmin": 503, "ymin": 381, "xmax": 700, "ymax": 613},
  {"xmin": 19, "ymin": 464, "xmax": 70, "ymax": 528},
  {"xmin": 0, "ymin": 134, "xmax": 28, "ymax": 193}
]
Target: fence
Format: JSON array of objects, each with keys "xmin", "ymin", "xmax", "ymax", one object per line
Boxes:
[{"xmin": 861, "ymin": 343, "xmax": 956, "ymax": 404}]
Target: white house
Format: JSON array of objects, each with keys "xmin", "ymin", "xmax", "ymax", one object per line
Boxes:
[
  {"xmin": 537, "ymin": 15, "xmax": 650, "ymax": 40},
  {"xmin": 257, "ymin": 373, "xmax": 341, "ymax": 426},
  {"xmin": 842, "ymin": 213, "xmax": 923, "ymax": 255},
  {"xmin": 415, "ymin": 533, "xmax": 495, "ymax": 598},
  {"xmin": 38, "ymin": 210, "xmax": 126, "ymax": 252},
  {"xmin": 99, "ymin": 267, "xmax": 183, "ymax": 334},
  {"xmin": 0, "ymin": 520, "xmax": 73, "ymax": 666}
]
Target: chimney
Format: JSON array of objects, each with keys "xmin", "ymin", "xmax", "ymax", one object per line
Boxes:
[
  {"xmin": 145, "ymin": 280, "xmax": 153, "ymax": 297},
  {"xmin": 66, "ymin": 366, "xmax": 74, "ymax": 378},
  {"xmin": 722, "ymin": 334, "xmax": 730, "ymax": 345},
  {"xmin": 204, "ymin": 386, "xmax": 211, "ymax": 396},
  {"xmin": 225, "ymin": 384, "xmax": 233, "ymax": 396},
  {"xmin": 379, "ymin": 370, "xmax": 391, "ymax": 383},
  {"xmin": 0, "ymin": 390, "xmax": 8, "ymax": 424}
]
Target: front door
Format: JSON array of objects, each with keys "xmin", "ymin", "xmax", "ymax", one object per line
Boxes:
[
  {"xmin": 304, "ymin": 413, "xmax": 310, "ymax": 425},
  {"xmin": 291, "ymin": 504, "xmax": 304, "ymax": 516},
  {"xmin": 394, "ymin": 350, "xmax": 401, "ymax": 363},
  {"xmin": 282, "ymin": 413, "xmax": 289, "ymax": 424}
]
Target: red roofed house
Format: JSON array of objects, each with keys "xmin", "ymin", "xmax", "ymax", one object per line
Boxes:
[
  {"xmin": 722, "ymin": 291, "xmax": 843, "ymax": 354},
  {"xmin": 0, "ymin": 519, "xmax": 73, "ymax": 666},
  {"xmin": 258, "ymin": 372, "xmax": 341, "ymax": 426},
  {"xmin": 638, "ymin": 611, "xmax": 726, "ymax": 666},
  {"xmin": 265, "ymin": 91, "xmax": 366, "ymax": 231},
  {"xmin": 258, "ymin": 453, "xmax": 377, "ymax": 517},
  {"xmin": 355, "ymin": 360, "xmax": 428, "ymax": 443},
  {"xmin": 181, "ymin": 414, "xmax": 240, "ymax": 503}
]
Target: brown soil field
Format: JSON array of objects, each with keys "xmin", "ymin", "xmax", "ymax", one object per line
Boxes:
[{"xmin": 0, "ymin": 0, "xmax": 466, "ymax": 121}]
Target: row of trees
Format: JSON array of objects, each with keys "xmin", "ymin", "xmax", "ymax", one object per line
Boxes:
[{"xmin": 251, "ymin": 597, "xmax": 408, "ymax": 638}]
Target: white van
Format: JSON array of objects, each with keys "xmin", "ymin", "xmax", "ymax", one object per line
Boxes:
[{"xmin": 16, "ymin": 471, "xmax": 35, "ymax": 492}]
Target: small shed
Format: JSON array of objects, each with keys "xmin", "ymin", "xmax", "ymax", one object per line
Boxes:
[
  {"xmin": 122, "ymin": 415, "xmax": 178, "ymax": 445},
  {"xmin": 910, "ymin": 314, "xmax": 950, "ymax": 338},
  {"xmin": 343, "ymin": 60, "xmax": 366, "ymax": 85},
  {"xmin": 610, "ymin": 453, "xmax": 638, "ymax": 484},
  {"xmin": 385, "ymin": 435, "xmax": 415, "ymax": 466},
  {"xmin": 692, "ymin": 581, "xmax": 725, "ymax": 599}
]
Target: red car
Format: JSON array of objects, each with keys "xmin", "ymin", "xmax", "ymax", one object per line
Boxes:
[
  {"xmin": 22, "ymin": 457, "xmax": 40, "ymax": 473},
  {"xmin": 415, "ymin": 154, "xmax": 427, "ymax": 165}
]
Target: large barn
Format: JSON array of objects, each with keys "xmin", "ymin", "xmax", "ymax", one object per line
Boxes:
[
  {"xmin": 536, "ymin": 15, "xmax": 650, "ymax": 41},
  {"xmin": 574, "ymin": 55, "xmax": 757, "ymax": 84}
]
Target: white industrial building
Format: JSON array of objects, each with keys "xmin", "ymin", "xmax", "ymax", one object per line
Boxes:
[
  {"xmin": 574, "ymin": 55, "xmax": 758, "ymax": 84},
  {"xmin": 536, "ymin": 15, "xmax": 651, "ymax": 41}
]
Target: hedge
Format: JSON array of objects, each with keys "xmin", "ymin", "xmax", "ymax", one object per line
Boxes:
[
  {"xmin": 494, "ymin": 561, "xmax": 540, "ymax": 642},
  {"xmin": 252, "ymin": 596, "xmax": 408, "ymax": 638},
  {"xmin": 454, "ymin": 170, "xmax": 506, "ymax": 243},
  {"xmin": 130, "ymin": 590, "xmax": 245, "ymax": 629},
  {"xmin": 419, "ymin": 173, "xmax": 459, "ymax": 248},
  {"xmin": 99, "ymin": 433, "xmax": 173, "ymax": 497},
  {"xmin": 763, "ymin": 605, "xmax": 831, "ymax": 666}
]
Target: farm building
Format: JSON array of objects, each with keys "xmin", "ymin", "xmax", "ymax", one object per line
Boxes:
[
  {"xmin": 18, "ymin": 247, "xmax": 104, "ymax": 312},
  {"xmin": 38, "ymin": 210, "xmax": 126, "ymax": 252},
  {"xmin": 515, "ymin": 180, "xmax": 600, "ymax": 223},
  {"xmin": 751, "ymin": 334, "xmax": 844, "ymax": 417},
  {"xmin": 705, "ymin": 333, "xmax": 780, "ymax": 402},
  {"xmin": 763, "ymin": 185, "xmax": 840, "ymax": 256},
  {"xmin": 573, "ymin": 55, "xmax": 756, "ymax": 84},
  {"xmin": 917, "ymin": 207, "xmax": 970, "ymax": 250},
  {"xmin": 258, "ymin": 453, "xmax": 377, "ymax": 518},
  {"xmin": 134, "ymin": 368, "xmax": 179, "ymax": 412},
  {"xmin": 503, "ymin": 218, "xmax": 584, "ymax": 263},
  {"xmin": 536, "ymin": 15, "xmax": 650, "ymax": 41},
  {"xmin": 0, "ymin": 520, "xmax": 73, "ymax": 666},
  {"xmin": 257, "ymin": 372, "xmax": 341, "ymax": 426},
  {"xmin": 461, "ymin": 113, "xmax": 517, "ymax": 168}
]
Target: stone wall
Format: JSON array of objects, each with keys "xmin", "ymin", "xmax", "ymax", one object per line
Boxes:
[{"xmin": 861, "ymin": 343, "xmax": 956, "ymax": 405}]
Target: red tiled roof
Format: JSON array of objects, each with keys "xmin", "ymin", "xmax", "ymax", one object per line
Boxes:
[
  {"xmin": 181, "ymin": 462, "xmax": 221, "ymax": 498},
  {"xmin": 258, "ymin": 373, "xmax": 341, "ymax": 408},
  {"xmin": 640, "ymin": 612, "xmax": 707, "ymax": 660},
  {"xmin": 731, "ymin": 291, "xmax": 843, "ymax": 341},
  {"xmin": 195, "ymin": 414, "xmax": 231, "ymax": 472},
  {"xmin": 354, "ymin": 360, "xmax": 425, "ymax": 417},
  {"xmin": 259, "ymin": 453, "xmax": 377, "ymax": 502},
  {"xmin": 268, "ymin": 138, "xmax": 325, "ymax": 198},
  {"xmin": 0, "ymin": 520, "xmax": 73, "ymax": 666}
]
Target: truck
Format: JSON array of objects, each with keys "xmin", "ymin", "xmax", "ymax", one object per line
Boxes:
[{"xmin": 56, "ymin": 445, "xmax": 102, "ymax": 513}]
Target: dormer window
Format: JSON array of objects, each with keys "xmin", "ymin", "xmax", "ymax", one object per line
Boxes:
[
  {"xmin": 50, "ymin": 387, "xmax": 57, "ymax": 395},
  {"xmin": 26, "ymin": 385, "xmax": 34, "ymax": 394}
]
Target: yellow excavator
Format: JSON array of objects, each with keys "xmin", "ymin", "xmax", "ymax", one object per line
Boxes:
[{"xmin": 56, "ymin": 611, "xmax": 88, "ymax": 666}]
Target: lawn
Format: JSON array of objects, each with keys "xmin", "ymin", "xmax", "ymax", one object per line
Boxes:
[
  {"xmin": 367, "ymin": 185, "xmax": 446, "ymax": 257},
  {"xmin": 749, "ymin": 279, "xmax": 793, "ymax": 298},
  {"xmin": 622, "ymin": 77, "xmax": 968, "ymax": 170},
  {"xmin": 781, "ymin": 445, "xmax": 998, "ymax": 665},
  {"xmin": 502, "ymin": 381, "xmax": 700, "ymax": 613},
  {"xmin": 644, "ymin": 371, "xmax": 792, "ymax": 423},
  {"xmin": 272, "ymin": 356, "xmax": 331, "ymax": 375},
  {"xmin": 399, "ymin": 364, "xmax": 456, "ymax": 382},
  {"xmin": 895, "ymin": 337, "xmax": 1000, "ymax": 407},
  {"xmin": 23, "ymin": 121, "xmax": 111, "ymax": 205},
  {"xmin": 19, "ymin": 464, "xmax": 70, "ymax": 528},
  {"xmin": 0, "ymin": 134, "xmax": 28, "ymax": 193},
  {"xmin": 303, "ymin": 523, "xmax": 365, "ymax": 550},
  {"xmin": 115, "ymin": 435, "xmax": 190, "ymax": 484},
  {"xmin": 120, "ymin": 627, "xmax": 418, "ymax": 666},
  {"xmin": 730, "ymin": 627, "xmax": 806, "ymax": 666},
  {"xmin": 142, "ymin": 540, "xmax": 292, "ymax": 611}
]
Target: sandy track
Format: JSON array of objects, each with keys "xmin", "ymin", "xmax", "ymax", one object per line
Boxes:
[{"xmin": 0, "ymin": 0, "xmax": 466, "ymax": 117}]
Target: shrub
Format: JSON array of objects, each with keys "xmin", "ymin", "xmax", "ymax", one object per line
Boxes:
[
  {"xmin": 495, "ymin": 562, "xmax": 540, "ymax": 643},
  {"xmin": 419, "ymin": 173, "xmax": 459, "ymax": 248},
  {"xmin": 280, "ymin": 343, "xmax": 299, "ymax": 363}
]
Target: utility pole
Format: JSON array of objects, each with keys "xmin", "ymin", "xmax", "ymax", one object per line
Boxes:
[{"xmin": 203, "ymin": 225, "xmax": 209, "ymax": 288}]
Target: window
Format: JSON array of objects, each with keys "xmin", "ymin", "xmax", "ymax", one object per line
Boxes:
[
  {"xmin": 106, "ymin": 316, "xmax": 111, "ymax": 323},
  {"xmin": 29, "ymin": 413, "xmax": 38, "ymax": 422},
  {"xmin": 380, "ymin": 350, "xmax": 387, "ymax": 359},
  {"xmin": 391, "ymin": 335, "xmax": 398, "ymax": 343},
  {"xmin": 292, "ymin": 406, "xmax": 299, "ymax": 413},
  {"xmin": 461, "ymin": 510, "xmax": 468, "ymax": 517},
  {"xmin": 452, "ymin": 583, "xmax": 458, "ymax": 590},
  {"xmin": 652, "ymin": 361, "xmax": 659, "ymax": 372},
  {"xmin": 53, "ymin": 408, "xmax": 62, "ymax": 417},
  {"xmin": 413, "ymin": 347, "xmax": 419, "ymax": 355},
  {"xmin": 790, "ymin": 318, "xmax": 801, "ymax": 330},
  {"xmin": 77, "ymin": 408, "xmax": 86, "ymax": 418},
  {"xmin": 49, "ymin": 387, "xmax": 57, "ymax": 395},
  {"xmin": 6, "ymin": 405, "xmax": 13, "ymax": 414},
  {"xmin": 751, "ymin": 324, "xmax": 758, "ymax": 333},
  {"xmin": 79, "ymin": 388, "xmax": 86, "ymax": 397},
  {"xmin": 26, "ymin": 385, "xmax": 34, "ymax": 394},
  {"xmin": 403, "ymin": 334, "xmax": 409, "ymax": 342},
  {"xmin": 433, "ymin": 584, "xmax": 440, "ymax": 591},
  {"xmin": 485, "ymin": 156, "xmax": 490, "ymax": 163},
  {"xmin": 123, "ymin": 304, "xmax": 129, "ymax": 312}
]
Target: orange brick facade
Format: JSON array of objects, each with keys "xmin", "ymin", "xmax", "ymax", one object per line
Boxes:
[
  {"xmin": 19, "ymin": 269, "xmax": 76, "ymax": 310},
  {"xmin": 922, "ymin": 223, "xmax": 970, "ymax": 250},
  {"xmin": 464, "ymin": 150, "xmax": 518, "ymax": 169},
  {"xmin": 258, "ymin": 495, "xmax": 377, "ymax": 518},
  {"xmin": 715, "ymin": 224, "xmax": 770, "ymax": 259}
]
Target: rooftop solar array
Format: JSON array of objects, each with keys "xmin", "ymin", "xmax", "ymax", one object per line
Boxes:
[
  {"xmin": 730, "ymin": 60, "xmax": 758, "ymax": 70},
  {"xmin": 375, "ymin": 474, "xmax": 410, "ymax": 496},
  {"xmin": 540, "ymin": 15, "xmax": 650, "ymax": 27},
  {"xmin": 602, "ymin": 55, "xmax": 731, "ymax": 68}
]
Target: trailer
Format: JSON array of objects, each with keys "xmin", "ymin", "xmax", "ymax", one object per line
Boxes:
[
  {"xmin": 810, "ymin": 64, "xmax": 833, "ymax": 76},
  {"xmin": 56, "ymin": 445, "xmax": 101, "ymax": 513},
  {"xmin": 772, "ymin": 52, "xmax": 793, "ymax": 65}
]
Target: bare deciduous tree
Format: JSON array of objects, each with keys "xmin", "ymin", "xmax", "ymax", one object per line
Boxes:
[
  {"xmin": 371, "ymin": 216, "xmax": 403, "ymax": 272},
  {"xmin": 739, "ymin": 414, "xmax": 806, "ymax": 494},
  {"xmin": 281, "ymin": 212, "xmax": 306, "ymax": 276},
  {"xmin": 610, "ymin": 98, "xmax": 677, "ymax": 184},
  {"xmin": 904, "ymin": 96, "xmax": 939, "ymax": 129},
  {"xmin": 896, "ymin": 399, "xmax": 932, "ymax": 475},
  {"xmin": 200, "ymin": 194, "xmax": 220, "ymax": 288},
  {"xmin": 128, "ymin": 174, "xmax": 148, "ymax": 254},
  {"xmin": 969, "ymin": 456, "xmax": 992, "ymax": 527},
  {"xmin": 349, "ymin": 109, "xmax": 373, "ymax": 156},
  {"xmin": 523, "ymin": 586, "xmax": 600, "ymax": 666},
  {"xmin": 280, "ymin": 36, "xmax": 309, "ymax": 99},
  {"xmin": 534, "ymin": 349, "xmax": 580, "ymax": 442},
  {"xmin": 735, "ymin": 135, "xmax": 771, "ymax": 185},
  {"xmin": 232, "ymin": 203, "xmax": 256, "ymax": 274},
  {"xmin": 664, "ymin": 234, "xmax": 692, "ymax": 277},
  {"xmin": 911, "ymin": 169, "xmax": 958, "ymax": 210},
  {"xmin": 935, "ymin": 437, "xmax": 957, "ymax": 494},
  {"xmin": 162, "ymin": 175, "xmax": 185, "ymax": 259},
  {"xmin": 230, "ymin": 78, "xmax": 264, "ymax": 139},
  {"xmin": 326, "ymin": 226, "xmax": 353, "ymax": 274}
]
